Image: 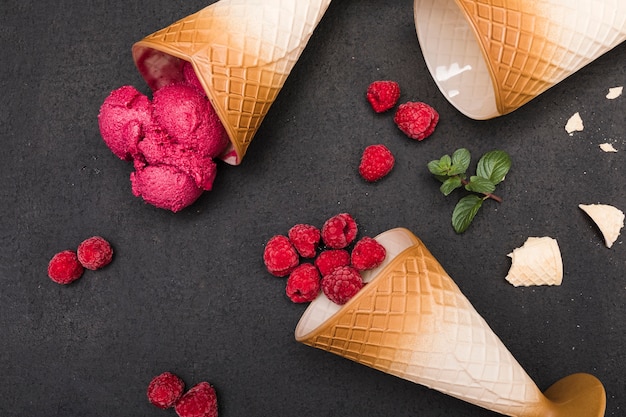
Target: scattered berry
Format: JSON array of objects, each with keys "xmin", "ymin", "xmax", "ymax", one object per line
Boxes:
[
  {"xmin": 263, "ymin": 235, "xmax": 299, "ymax": 277},
  {"xmin": 351, "ymin": 237, "xmax": 386, "ymax": 271},
  {"xmin": 321, "ymin": 266, "xmax": 364, "ymax": 305},
  {"xmin": 394, "ymin": 101, "xmax": 439, "ymax": 140},
  {"xmin": 76, "ymin": 236, "xmax": 113, "ymax": 270},
  {"xmin": 286, "ymin": 263, "xmax": 321, "ymax": 303},
  {"xmin": 147, "ymin": 372, "xmax": 185, "ymax": 409},
  {"xmin": 175, "ymin": 382, "xmax": 218, "ymax": 417},
  {"xmin": 321, "ymin": 213, "xmax": 358, "ymax": 249},
  {"xmin": 314, "ymin": 249, "xmax": 351, "ymax": 277},
  {"xmin": 47, "ymin": 250, "xmax": 84, "ymax": 284},
  {"xmin": 288, "ymin": 224, "xmax": 321, "ymax": 258},
  {"xmin": 366, "ymin": 80, "xmax": 400, "ymax": 113},
  {"xmin": 359, "ymin": 144, "xmax": 395, "ymax": 182}
]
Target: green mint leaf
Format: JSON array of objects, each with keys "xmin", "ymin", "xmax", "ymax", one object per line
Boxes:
[
  {"xmin": 476, "ymin": 150, "xmax": 511, "ymax": 185},
  {"xmin": 448, "ymin": 148, "xmax": 471, "ymax": 175},
  {"xmin": 427, "ymin": 159, "xmax": 448, "ymax": 177},
  {"xmin": 440, "ymin": 176, "xmax": 463, "ymax": 196},
  {"xmin": 465, "ymin": 175, "xmax": 496, "ymax": 194},
  {"xmin": 452, "ymin": 194, "xmax": 484, "ymax": 233}
]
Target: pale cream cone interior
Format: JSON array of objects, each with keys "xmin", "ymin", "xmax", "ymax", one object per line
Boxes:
[
  {"xmin": 132, "ymin": 0, "xmax": 332, "ymax": 165},
  {"xmin": 414, "ymin": 0, "xmax": 626, "ymax": 119}
]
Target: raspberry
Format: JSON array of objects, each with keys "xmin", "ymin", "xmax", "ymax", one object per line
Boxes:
[
  {"xmin": 285, "ymin": 263, "xmax": 321, "ymax": 303},
  {"xmin": 288, "ymin": 224, "xmax": 321, "ymax": 258},
  {"xmin": 263, "ymin": 235, "xmax": 299, "ymax": 277},
  {"xmin": 77, "ymin": 236, "xmax": 113, "ymax": 270},
  {"xmin": 321, "ymin": 213, "xmax": 358, "ymax": 249},
  {"xmin": 394, "ymin": 101, "xmax": 439, "ymax": 140},
  {"xmin": 314, "ymin": 249, "xmax": 351, "ymax": 277},
  {"xmin": 366, "ymin": 80, "xmax": 400, "ymax": 113},
  {"xmin": 321, "ymin": 266, "xmax": 364, "ymax": 305},
  {"xmin": 47, "ymin": 250, "xmax": 84, "ymax": 284},
  {"xmin": 359, "ymin": 144, "xmax": 395, "ymax": 182},
  {"xmin": 147, "ymin": 372, "xmax": 185, "ymax": 409},
  {"xmin": 351, "ymin": 237, "xmax": 386, "ymax": 271},
  {"xmin": 175, "ymin": 382, "xmax": 218, "ymax": 417}
]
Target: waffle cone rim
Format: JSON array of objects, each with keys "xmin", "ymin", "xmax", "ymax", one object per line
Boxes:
[
  {"xmin": 132, "ymin": 37, "xmax": 249, "ymax": 164},
  {"xmin": 295, "ymin": 227, "xmax": 425, "ymax": 343},
  {"xmin": 450, "ymin": 0, "xmax": 507, "ymax": 115}
]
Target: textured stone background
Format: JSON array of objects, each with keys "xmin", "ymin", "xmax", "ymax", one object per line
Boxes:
[{"xmin": 1, "ymin": 1, "xmax": 625, "ymax": 416}]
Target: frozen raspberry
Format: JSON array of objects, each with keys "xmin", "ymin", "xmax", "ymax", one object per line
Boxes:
[
  {"xmin": 288, "ymin": 224, "xmax": 321, "ymax": 258},
  {"xmin": 263, "ymin": 235, "xmax": 299, "ymax": 277},
  {"xmin": 175, "ymin": 382, "xmax": 218, "ymax": 417},
  {"xmin": 321, "ymin": 213, "xmax": 358, "ymax": 249},
  {"xmin": 314, "ymin": 249, "xmax": 351, "ymax": 277},
  {"xmin": 394, "ymin": 101, "xmax": 439, "ymax": 140},
  {"xmin": 359, "ymin": 144, "xmax": 395, "ymax": 182},
  {"xmin": 147, "ymin": 371, "xmax": 185, "ymax": 409},
  {"xmin": 47, "ymin": 250, "xmax": 84, "ymax": 285},
  {"xmin": 351, "ymin": 237, "xmax": 386, "ymax": 271},
  {"xmin": 366, "ymin": 80, "xmax": 400, "ymax": 113},
  {"xmin": 286, "ymin": 263, "xmax": 321, "ymax": 303},
  {"xmin": 321, "ymin": 266, "xmax": 364, "ymax": 305},
  {"xmin": 76, "ymin": 236, "xmax": 113, "ymax": 270}
]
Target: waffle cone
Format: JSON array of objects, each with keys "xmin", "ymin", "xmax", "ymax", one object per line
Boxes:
[
  {"xmin": 414, "ymin": 0, "xmax": 626, "ymax": 119},
  {"xmin": 132, "ymin": 0, "xmax": 332, "ymax": 165},
  {"xmin": 296, "ymin": 228, "xmax": 605, "ymax": 416}
]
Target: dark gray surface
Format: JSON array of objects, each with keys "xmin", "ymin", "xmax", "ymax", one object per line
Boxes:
[{"xmin": 1, "ymin": 1, "xmax": 625, "ymax": 416}]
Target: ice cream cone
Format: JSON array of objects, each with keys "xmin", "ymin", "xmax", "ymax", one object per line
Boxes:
[
  {"xmin": 413, "ymin": 0, "xmax": 626, "ymax": 119},
  {"xmin": 132, "ymin": 0, "xmax": 332, "ymax": 165},
  {"xmin": 295, "ymin": 228, "xmax": 605, "ymax": 416}
]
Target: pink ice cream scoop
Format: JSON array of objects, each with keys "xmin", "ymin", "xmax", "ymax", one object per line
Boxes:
[
  {"xmin": 98, "ymin": 85, "xmax": 151, "ymax": 161},
  {"xmin": 182, "ymin": 61, "xmax": 205, "ymax": 96},
  {"xmin": 98, "ymin": 63, "xmax": 230, "ymax": 212},
  {"xmin": 130, "ymin": 163, "xmax": 203, "ymax": 213},
  {"xmin": 138, "ymin": 126, "xmax": 218, "ymax": 191},
  {"xmin": 152, "ymin": 83, "xmax": 229, "ymax": 159}
]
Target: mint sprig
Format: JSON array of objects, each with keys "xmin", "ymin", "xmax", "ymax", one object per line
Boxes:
[{"xmin": 428, "ymin": 148, "xmax": 511, "ymax": 233}]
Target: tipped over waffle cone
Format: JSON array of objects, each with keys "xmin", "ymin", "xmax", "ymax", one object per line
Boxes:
[
  {"xmin": 132, "ymin": 0, "xmax": 332, "ymax": 165},
  {"xmin": 296, "ymin": 228, "xmax": 605, "ymax": 416},
  {"xmin": 414, "ymin": 0, "xmax": 626, "ymax": 119}
]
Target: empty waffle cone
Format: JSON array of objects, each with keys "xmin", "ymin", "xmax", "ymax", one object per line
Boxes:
[
  {"xmin": 505, "ymin": 237, "xmax": 563, "ymax": 287},
  {"xmin": 132, "ymin": 0, "xmax": 332, "ymax": 165},
  {"xmin": 413, "ymin": 0, "xmax": 626, "ymax": 119},
  {"xmin": 295, "ymin": 228, "xmax": 605, "ymax": 417}
]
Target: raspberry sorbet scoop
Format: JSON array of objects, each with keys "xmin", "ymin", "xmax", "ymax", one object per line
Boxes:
[
  {"xmin": 130, "ymin": 164, "xmax": 203, "ymax": 213},
  {"xmin": 98, "ymin": 85, "xmax": 152, "ymax": 161}
]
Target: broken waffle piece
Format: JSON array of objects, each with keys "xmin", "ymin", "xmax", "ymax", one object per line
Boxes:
[
  {"xmin": 505, "ymin": 237, "xmax": 563, "ymax": 287},
  {"xmin": 579, "ymin": 203, "xmax": 625, "ymax": 248},
  {"xmin": 599, "ymin": 143, "xmax": 618, "ymax": 153},
  {"xmin": 606, "ymin": 86, "xmax": 623, "ymax": 99},
  {"xmin": 565, "ymin": 112, "xmax": 584, "ymax": 135}
]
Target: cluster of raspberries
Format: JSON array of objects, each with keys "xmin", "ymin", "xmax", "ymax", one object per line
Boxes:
[
  {"xmin": 263, "ymin": 213, "xmax": 387, "ymax": 305},
  {"xmin": 147, "ymin": 371, "xmax": 218, "ymax": 417},
  {"xmin": 47, "ymin": 236, "xmax": 113, "ymax": 285},
  {"xmin": 358, "ymin": 80, "xmax": 439, "ymax": 183}
]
